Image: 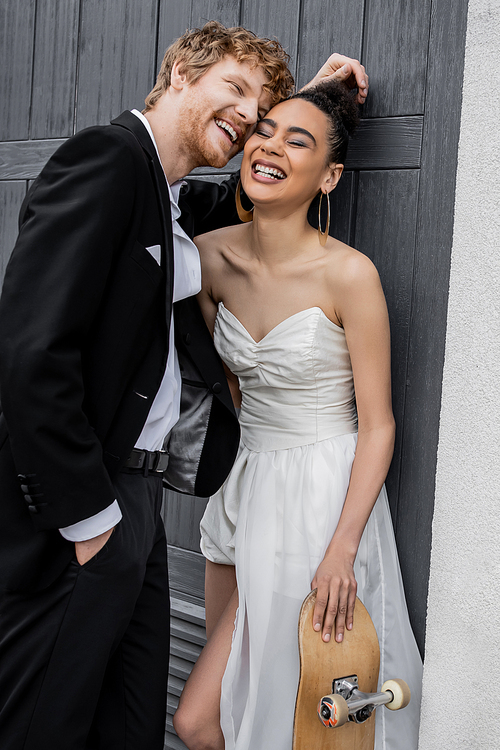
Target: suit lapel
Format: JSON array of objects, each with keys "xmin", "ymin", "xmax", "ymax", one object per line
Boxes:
[
  {"xmin": 111, "ymin": 111, "xmax": 174, "ymax": 327},
  {"xmin": 111, "ymin": 113, "xmax": 234, "ymax": 416}
]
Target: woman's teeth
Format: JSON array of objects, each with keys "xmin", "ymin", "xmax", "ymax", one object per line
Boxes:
[
  {"xmin": 215, "ymin": 119, "xmax": 237, "ymax": 143},
  {"xmin": 254, "ymin": 164, "xmax": 286, "ymax": 180}
]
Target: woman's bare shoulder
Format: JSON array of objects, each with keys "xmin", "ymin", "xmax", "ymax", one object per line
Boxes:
[
  {"xmin": 327, "ymin": 239, "xmax": 381, "ymax": 289},
  {"xmin": 324, "ymin": 239, "xmax": 387, "ymax": 330},
  {"xmin": 194, "ymin": 224, "xmax": 248, "ymax": 257},
  {"xmin": 194, "ymin": 225, "xmax": 250, "ymax": 297},
  {"xmin": 195, "ymin": 225, "xmax": 251, "ymax": 289}
]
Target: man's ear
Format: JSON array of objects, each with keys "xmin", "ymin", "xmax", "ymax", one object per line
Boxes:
[
  {"xmin": 170, "ymin": 61, "xmax": 189, "ymax": 91},
  {"xmin": 324, "ymin": 164, "xmax": 344, "ymax": 193}
]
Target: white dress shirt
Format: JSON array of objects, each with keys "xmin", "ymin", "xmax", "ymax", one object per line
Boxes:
[{"xmin": 59, "ymin": 110, "xmax": 202, "ymax": 542}]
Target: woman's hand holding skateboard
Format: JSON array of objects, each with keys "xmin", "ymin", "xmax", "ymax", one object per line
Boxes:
[{"xmin": 311, "ymin": 546, "xmax": 358, "ymax": 644}]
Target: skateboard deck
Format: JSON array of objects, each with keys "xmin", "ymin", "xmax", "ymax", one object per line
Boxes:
[{"xmin": 293, "ymin": 590, "xmax": 380, "ymax": 750}]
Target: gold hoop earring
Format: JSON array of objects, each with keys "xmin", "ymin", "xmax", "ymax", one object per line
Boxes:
[
  {"xmin": 318, "ymin": 191, "xmax": 330, "ymax": 246},
  {"xmin": 236, "ymin": 179, "xmax": 254, "ymax": 223}
]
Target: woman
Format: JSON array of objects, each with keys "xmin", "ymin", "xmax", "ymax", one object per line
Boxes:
[{"xmin": 174, "ymin": 79, "xmax": 422, "ymax": 750}]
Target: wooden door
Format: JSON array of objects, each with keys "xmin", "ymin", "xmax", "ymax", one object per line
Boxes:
[{"xmin": 0, "ymin": 1, "xmax": 468, "ymax": 747}]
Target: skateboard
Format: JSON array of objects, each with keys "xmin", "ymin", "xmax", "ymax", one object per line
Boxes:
[{"xmin": 293, "ymin": 590, "xmax": 410, "ymax": 749}]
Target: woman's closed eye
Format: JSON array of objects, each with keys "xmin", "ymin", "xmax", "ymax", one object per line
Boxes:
[
  {"xmin": 255, "ymin": 128, "xmax": 309, "ymax": 148},
  {"xmin": 255, "ymin": 126, "xmax": 274, "ymax": 139}
]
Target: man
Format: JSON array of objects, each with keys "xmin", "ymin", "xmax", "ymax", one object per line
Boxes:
[{"xmin": 0, "ymin": 21, "xmax": 367, "ymax": 750}]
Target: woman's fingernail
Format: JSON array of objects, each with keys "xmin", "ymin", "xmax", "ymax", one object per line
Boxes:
[
  {"xmin": 336, "ymin": 633, "xmax": 343, "ymax": 643},
  {"xmin": 314, "ymin": 622, "xmax": 321, "ymax": 631},
  {"xmin": 324, "ymin": 633, "xmax": 330, "ymax": 642},
  {"xmin": 342, "ymin": 64, "xmax": 349, "ymax": 73},
  {"xmin": 360, "ymin": 79, "xmax": 366, "ymax": 88}
]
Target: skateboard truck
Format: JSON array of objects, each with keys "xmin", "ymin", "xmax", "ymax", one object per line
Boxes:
[
  {"xmin": 294, "ymin": 593, "xmax": 410, "ymax": 749},
  {"xmin": 318, "ymin": 674, "xmax": 410, "ymax": 728}
]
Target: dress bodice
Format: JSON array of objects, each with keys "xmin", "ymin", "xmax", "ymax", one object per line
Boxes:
[{"xmin": 214, "ymin": 303, "xmax": 357, "ymax": 451}]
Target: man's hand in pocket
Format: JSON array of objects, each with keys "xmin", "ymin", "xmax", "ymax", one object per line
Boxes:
[{"xmin": 75, "ymin": 527, "xmax": 115, "ymax": 565}]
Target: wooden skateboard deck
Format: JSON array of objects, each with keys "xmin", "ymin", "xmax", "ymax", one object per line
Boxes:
[{"xmin": 293, "ymin": 590, "xmax": 380, "ymax": 750}]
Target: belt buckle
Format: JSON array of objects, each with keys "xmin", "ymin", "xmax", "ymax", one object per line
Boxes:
[{"xmin": 153, "ymin": 450, "xmax": 169, "ymax": 473}]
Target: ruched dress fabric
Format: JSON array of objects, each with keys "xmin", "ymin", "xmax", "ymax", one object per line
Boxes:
[{"xmin": 200, "ymin": 302, "xmax": 422, "ymax": 750}]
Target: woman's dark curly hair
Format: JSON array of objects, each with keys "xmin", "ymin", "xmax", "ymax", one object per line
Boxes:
[{"xmin": 292, "ymin": 79, "xmax": 359, "ymax": 164}]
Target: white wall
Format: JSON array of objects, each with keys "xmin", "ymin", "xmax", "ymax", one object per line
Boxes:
[{"xmin": 419, "ymin": 0, "xmax": 500, "ymax": 747}]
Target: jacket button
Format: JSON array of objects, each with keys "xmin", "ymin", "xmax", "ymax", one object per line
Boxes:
[
  {"xmin": 212, "ymin": 382, "xmax": 222, "ymax": 394},
  {"xmin": 184, "ymin": 333, "xmax": 192, "ymax": 345},
  {"xmin": 21, "ymin": 484, "xmax": 29, "ymax": 493},
  {"xmin": 28, "ymin": 505, "xmax": 39, "ymax": 514}
]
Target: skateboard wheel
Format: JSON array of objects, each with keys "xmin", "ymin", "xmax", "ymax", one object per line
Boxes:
[
  {"xmin": 381, "ymin": 679, "xmax": 411, "ymax": 710},
  {"xmin": 317, "ymin": 694, "xmax": 349, "ymax": 728}
]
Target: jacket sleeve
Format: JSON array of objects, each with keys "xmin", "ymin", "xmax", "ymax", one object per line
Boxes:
[
  {"xmin": 178, "ymin": 173, "xmax": 241, "ymax": 237},
  {"xmin": 0, "ymin": 127, "xmax": 137, "ymax": 531}
]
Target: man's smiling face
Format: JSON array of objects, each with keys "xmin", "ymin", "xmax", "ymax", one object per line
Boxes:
[{"xmin": 176, "ymin": 56, "xmax": 273, "ymax": 170}]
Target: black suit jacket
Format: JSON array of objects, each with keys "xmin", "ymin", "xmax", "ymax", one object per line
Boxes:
[{"xmin": 0, "ymin": 110, "xmax": 240, "ymax": 590}]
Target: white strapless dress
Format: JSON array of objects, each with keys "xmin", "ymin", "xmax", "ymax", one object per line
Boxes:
[{"xmin": 200, "ymin": 303, "xmax": 422, "ymax": 750}]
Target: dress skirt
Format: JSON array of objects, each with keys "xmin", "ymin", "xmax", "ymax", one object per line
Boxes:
[{"xmin": 201, "ymin": 432, "xmax": 423, "ymax": 750}]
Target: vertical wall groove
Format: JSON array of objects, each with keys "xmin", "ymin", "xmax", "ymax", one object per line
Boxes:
[
  {"xmin": 73, "ymin": 0, "xmax": 84, "ymax": 134},
  {"xmin": 27, "ymin": 0, "xmax": 39, "ymax": 139}
]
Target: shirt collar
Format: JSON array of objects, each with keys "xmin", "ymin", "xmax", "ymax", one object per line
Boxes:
[{"xmin": 130, "ymin": 109, "xmax": 186, "ymax": 218}]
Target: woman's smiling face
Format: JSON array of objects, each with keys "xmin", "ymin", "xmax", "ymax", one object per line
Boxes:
[{"xmin": 241, "ymin": 98, "xmax": 341, "ymax": 210}]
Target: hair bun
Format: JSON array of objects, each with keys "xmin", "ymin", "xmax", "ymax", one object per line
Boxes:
[
  {"xmin": 312, "ymin": 79, "xmax": 359, "ymax": 134},
  {"xmin": 293, "ymin": 78, "xmax": 359, "ymax": 162}
]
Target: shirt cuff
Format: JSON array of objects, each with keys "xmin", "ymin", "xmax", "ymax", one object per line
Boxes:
[{"xmin": 59, "ymin": 500, "xmax": 122, "ymax": 542}]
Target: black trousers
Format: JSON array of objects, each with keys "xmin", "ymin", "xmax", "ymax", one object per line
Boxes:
[{"xmin": 0, "ymin": 471, "xmax": 170, "ymax": 750}]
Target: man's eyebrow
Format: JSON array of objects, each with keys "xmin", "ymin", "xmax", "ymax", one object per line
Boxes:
[{"xmin": 258, "ymin": 120, "xmax": 317, "ymax": 145}]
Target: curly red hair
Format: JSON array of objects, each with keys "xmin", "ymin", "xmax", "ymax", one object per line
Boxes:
[{"xmin": 144, "ymin": 21, "xmax": 294, "ymax": 112}]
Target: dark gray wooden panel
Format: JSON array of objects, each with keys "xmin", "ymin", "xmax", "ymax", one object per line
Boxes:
[
  {"xmin": 156, "ymin": 0, "xmax": 192, "ymax": 72},
  {"xmin": 0, "ymin": 140, "xmax": 66, "ymax": 180},
  {"xmin": 241, "ymin": 0, "xmax": 301, "ymax": 80},
  {"xmin": 355, "ymin": 170, "xmax": 420, "ymax": 526},
  {"xmin": 168, "ymin": 674, "xmax": 186, "ymax": 700},
  {"xmin": 164, "ymin": 489, "xmax": 208, "ymax": 552},
  {"xmin": 362, "ymin": 0, "xmax": 431, "ymax": 118},
  {"xmin": 0, "ymin": 1, "xmax": 36, "ymax": 140},
  {"xmin": 296, "ymin": 0, "xmax": 365, "ymax": 89},
  {"xmin": 0, "ymin": 181, "xmax": 27, "ymax": 287},
  {"xmin": 190, "ymin": 0, "xmax": 241, "ymax": 28},
  {"xmin": 30, "ymin": 0, "xmax": 80, "ymax": 139},
  {"xmin": 329, "ymin": 170, "xmax": 355, "ymax": 246},
  {"xmin": 167, "ymin": 545, "xmax": 206, "ymax": 599},
  {"xmin": 347, "ymin": 117, "xmax": 423, "ymax": 170},
  {"xmin": 394, "ymin": 0, "xmax": 469, "ymax": 654},
  {"xmin": 76, "ymin": 0, "xmax": 159, "ymax": 130}
]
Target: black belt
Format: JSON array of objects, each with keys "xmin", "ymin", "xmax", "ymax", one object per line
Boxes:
[{"xmin": 125, "ymin": 448, "xmax": 170, "ymax": 475}]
